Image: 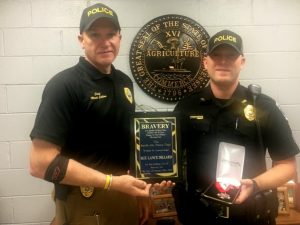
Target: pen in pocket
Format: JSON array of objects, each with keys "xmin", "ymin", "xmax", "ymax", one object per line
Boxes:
[{"xmin": 235, "ymin": 118, "xmax": 239, "ymax": 130}]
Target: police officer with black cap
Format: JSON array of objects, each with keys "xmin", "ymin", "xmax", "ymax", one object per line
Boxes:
[
  {"xmin": 29, "ymin": 3, "xmax": 154, "ymax": 225},
  {"xmin": 172, "ymin": 29, "xmax": 299, "ymax": 225}
]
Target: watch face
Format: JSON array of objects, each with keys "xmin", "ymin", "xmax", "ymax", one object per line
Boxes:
[{"xmin": 130, "ymin": 14, "xmax": 210, "ymax": 102}]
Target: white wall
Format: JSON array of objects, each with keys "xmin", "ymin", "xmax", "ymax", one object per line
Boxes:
[{"xmin": 0, "ymin": 0, "xmax": 299, "ymax": 224}]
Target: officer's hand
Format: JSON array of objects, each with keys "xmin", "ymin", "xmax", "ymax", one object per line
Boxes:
[
  {"xmin": 111, "ymin": 175, "xmax": 151, "ymax": 197},
  {"xmin": 151, "ymin": 180, "xmax": 175, "ymax": 196},
  {"xmin": 234, "ymin": 179, "xmax": 255, "ymax": 204},
  {"xmin": 153, "ymin": 180, "xmax": 175, "ymax": 190}
]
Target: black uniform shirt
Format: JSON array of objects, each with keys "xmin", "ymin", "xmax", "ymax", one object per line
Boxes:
[
  {"xmin": 30, "ymin": 57, "xmax": 135, "ymax": 174},
  {"xmin": 174, "ymin": 84, "xmax": 299, "ymax": 191}
]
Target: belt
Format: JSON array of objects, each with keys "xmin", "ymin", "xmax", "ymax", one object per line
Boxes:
[
  {"xmin": 80, "ymin": 186, "xmax": 95, "ymax": 198},
  {"xmin": 194, "ymin": 187, "xmax": 231, "ymax": 219},
  {"xmin": 208, "ymin": 201, "xmax": 230, "ymax": 219}
]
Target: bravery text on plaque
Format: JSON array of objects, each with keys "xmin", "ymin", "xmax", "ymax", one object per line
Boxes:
[{"xmin": 130, "ymin": 112, "xmax": 182, "ymax": 182}]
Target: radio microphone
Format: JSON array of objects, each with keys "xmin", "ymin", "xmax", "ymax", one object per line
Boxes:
[
  {"xmin": 248, "ymin": 84, "xmax": 261, "ymax": 102},
  {"xmin": 248, "ymin": 84, "xmax": 265, "ymax": 156}
]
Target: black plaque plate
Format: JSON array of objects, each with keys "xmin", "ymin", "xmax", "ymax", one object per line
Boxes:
[{"xmin": 130, "ymin": 112, "xmax": 182, "ymax": 182}]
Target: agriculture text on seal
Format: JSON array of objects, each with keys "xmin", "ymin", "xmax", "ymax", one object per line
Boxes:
[{"xmin": 130, "ymin": 14, "xmax": 210, "ymax": 102}]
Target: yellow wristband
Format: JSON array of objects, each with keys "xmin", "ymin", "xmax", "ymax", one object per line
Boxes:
[
  {"xmin": 104, "ymin": 175, "xmax": 110, "ymax": 190},
  {"xmin": 108, "ymin": 174, "xmax": 113, "ymax": 190}
]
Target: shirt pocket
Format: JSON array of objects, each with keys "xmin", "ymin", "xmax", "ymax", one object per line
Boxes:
[
  {"xmin": 189, "ymin": 116, "xmax": 211, "ymax": 135},
  {"xmin": 236, "ymin": 118, "xmax": 257, "ymax": 139}
]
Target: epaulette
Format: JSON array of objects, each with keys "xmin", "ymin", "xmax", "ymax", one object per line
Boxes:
[{"xmin": 255, "ymin": 93, "xmax": 276, "ymax": 106}]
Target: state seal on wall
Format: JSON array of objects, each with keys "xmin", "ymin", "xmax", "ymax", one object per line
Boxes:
[{"xmin": 130, "ymin": 14, "xmax": 210, "ymax": 102}]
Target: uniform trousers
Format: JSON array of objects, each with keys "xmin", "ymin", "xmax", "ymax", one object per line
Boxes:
[{"xmin": 54, "ymin": 187, "xmax": 139, "ymax": 225}]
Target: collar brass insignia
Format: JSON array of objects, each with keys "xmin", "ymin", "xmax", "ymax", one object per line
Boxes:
[
  {"xmin": 124, "ymin": 87, "xmax": 133, "ymax": 104},
  {"xmin": 244, "ymin": 104, "xmax": 256, "ymax": 121}
]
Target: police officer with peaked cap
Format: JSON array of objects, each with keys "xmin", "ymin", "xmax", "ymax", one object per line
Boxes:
[
  {"xmin": 29, "ymin": 3, "xmax": 155, "ymax": 225},
  {"xmin": 172, "ymin": 29, "xmax": 299, "ymax": 225}
]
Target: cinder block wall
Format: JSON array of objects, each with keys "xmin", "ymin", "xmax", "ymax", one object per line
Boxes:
[{"xmin": 0, "ymin": 0, "xmax": 299, "ymax": 224}]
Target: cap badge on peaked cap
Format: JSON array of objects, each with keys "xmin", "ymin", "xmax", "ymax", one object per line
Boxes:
[
  {"xmin": 214, "ymin": 34, "xmax": 237, "ymax": 45},
  {"xmin": 207, "ymin": 30, "xmax": 243, "ymax": 54},
  {"xmin": 80, "ymin": 3, "xmax": 120, "ymax": 33}
]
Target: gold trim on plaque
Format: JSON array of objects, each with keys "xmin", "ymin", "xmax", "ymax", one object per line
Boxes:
[{"xmin": 131, "ymin": 112, "xmax": 182, "ymax": 182}]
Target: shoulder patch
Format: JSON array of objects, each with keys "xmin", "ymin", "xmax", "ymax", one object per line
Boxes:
[{"xmin": 124, "ymin": 87, "xmax": 133, "ymax": 104}]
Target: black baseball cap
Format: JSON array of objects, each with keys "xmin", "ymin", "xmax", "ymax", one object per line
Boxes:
[
  {"xmin": 207, "ymin": 30, "xmax": 243, "ymax": 54},
  {"xmin": 79, "ymin": 3, "xmax": 120, "ymax": 34}
]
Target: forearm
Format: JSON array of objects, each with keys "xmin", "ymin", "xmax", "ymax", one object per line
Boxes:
[
  {"xmin": 30, "ymin": 139, "xmax": 151, "ymax": 196},
  {"xmin": 236, "ymin": 157, "xmax": 296, "ymax": 204},
  {"xmin": 61, "ymin": 158, "xmax": 107, "ymax": 188},
  {"xmin": 30, "ymin": 139, "xmax": 117, "ymax": 189},
  {"xmin": 54, "ymin": 160, "xmax": 150, "ymax": 196},
  {"xmin": 254, "ymin": 157, "xmax": 297, "ymax": 190}
]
